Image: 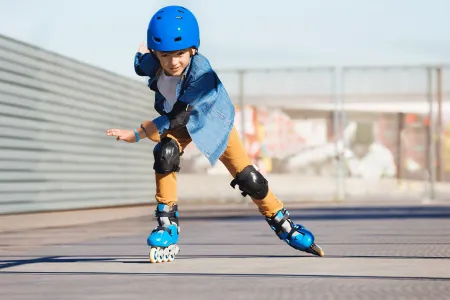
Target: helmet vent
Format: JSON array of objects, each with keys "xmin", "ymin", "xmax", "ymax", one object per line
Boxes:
[
  {"xmin": 157, "ymin": 17, "xmax": 162, "ymax": 20},
  {"xmin": 174, "ymin": 37, "xmax": 182, "ymax": 42},
  {"xmin": 176, "ymin": 16, "xmax": 182, "ymax": 19},
  {"xmin": 177, "ymin": 10, "xmax": 185, "ymax": 13},
  {"xmin": 153, "ymin": 37, "xmax": 161, "ymax": 43}
]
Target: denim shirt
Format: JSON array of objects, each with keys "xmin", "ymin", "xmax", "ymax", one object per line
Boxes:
[{"xmin": 134, "ymin": 52, "xmax": 235, "ymax": 166}]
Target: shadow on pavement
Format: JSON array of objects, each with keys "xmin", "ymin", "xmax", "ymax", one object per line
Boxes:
[{"xmin": 0, "ymin": 256, "xmax": 115, "ymax": 270}]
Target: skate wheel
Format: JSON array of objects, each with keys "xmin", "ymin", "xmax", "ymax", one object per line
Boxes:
[
  {"xmin": 167, "ymin": 253, "xmax": 175, "ymax": 262},
  {"xmin": 162, "ymin": 248, "xmax": 170, "ymax": 262},
  {"xmin": 310, "ymin": 243, "xmax": 324, "ymax": 257},
  {"xmin": 165, "ymin": 245, "xmax": 177, "ymax": 262},
  {"xmin": 156, "ymin": 248, "xmax": 164, "ymax": 263},
  {"xmin": 173, "ymin": 244, "xmax": 180, "ymax": 255},
  {"xmin": 149, "ymin": 247, "xmax": 159, "ymax": 263}
]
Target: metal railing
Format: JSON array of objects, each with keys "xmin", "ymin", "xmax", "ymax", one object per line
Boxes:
[{"xmin": 0, "ymin": 34, "xmax": 158, "ymax": 214}]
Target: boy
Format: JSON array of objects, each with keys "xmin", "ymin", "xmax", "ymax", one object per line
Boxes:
[{"xmin": 106, "ymin": 5, "xmax": 324, "ymax": 263}]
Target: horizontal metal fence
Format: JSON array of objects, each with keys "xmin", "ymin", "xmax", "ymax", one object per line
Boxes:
[{"xmin": 0, "ymin": 34, "xmax": 158, "ymax": 214}]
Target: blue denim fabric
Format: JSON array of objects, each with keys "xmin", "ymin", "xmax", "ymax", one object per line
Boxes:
[{"xmin": 134, "ymin": 52, "xmax": 235, "ymax": 165}]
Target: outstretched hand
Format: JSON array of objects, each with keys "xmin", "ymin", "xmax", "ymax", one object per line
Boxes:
[
  {"xmin": 106, "ymin": 128, "xmax": 136, "ymax": 143},
  {"xmin": 138, "ymin": 42, "xmax": 150, "ymax": 54}
]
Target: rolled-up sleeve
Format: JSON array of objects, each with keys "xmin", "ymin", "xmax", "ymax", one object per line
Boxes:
[
  {"xmin": 134, "ymin": 52, "xmax": 160, "ymax": 77},
  {"xmin": 152, "ymin": 114, "xmax": 170, "ymax": 134}
]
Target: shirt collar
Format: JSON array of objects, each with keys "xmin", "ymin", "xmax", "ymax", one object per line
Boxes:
[{"xmin": 182, "ymin": 55, "xmax": 195, "ymax": 79}]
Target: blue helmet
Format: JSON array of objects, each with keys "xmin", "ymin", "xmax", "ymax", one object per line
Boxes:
[{"xmin": 147, "ymin": 6, "xmax": 200, "ymax": 52}]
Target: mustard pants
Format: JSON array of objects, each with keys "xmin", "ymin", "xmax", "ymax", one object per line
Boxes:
[{"xmin": 155, "ymin": 126, "xmax": 284, "ymax": 217}]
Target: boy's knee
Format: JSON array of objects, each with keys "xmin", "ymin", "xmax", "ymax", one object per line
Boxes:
[
  {"xmin": 230, "ymin": 165, "xmax": 268, "ymax": 200},
  {"xmin": 153, "ymin": 137, "xmax": 182, "ymax": 174}
]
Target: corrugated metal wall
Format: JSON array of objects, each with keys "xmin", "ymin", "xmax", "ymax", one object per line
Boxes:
[{"xmin": 0, "ymin": 35, "xmax": 158, "ymax": 214}]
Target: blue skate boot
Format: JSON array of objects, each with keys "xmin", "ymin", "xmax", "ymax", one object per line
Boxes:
[
  {"xmin": 266, "ymin": 208, "xmax": 324, "ymax": 257},
  {"xmin": 147, "ymin": 203, "xmax": 180, "ymax": 263}
]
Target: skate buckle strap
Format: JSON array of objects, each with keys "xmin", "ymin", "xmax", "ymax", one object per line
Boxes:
[
  {"xmin": 287, "ymin": 225, "xmax": 305, "ymax": 240},
  {"xmin": 267, "ymin": 209, "xmax": 290, "ymax": 235},
  {"xmin": 154, "ymin": 211, "xmax": 177, "ymax": 218},
  {"xmin": 287, "ymin": 228, "xmax": 297, "ymax": 240}
]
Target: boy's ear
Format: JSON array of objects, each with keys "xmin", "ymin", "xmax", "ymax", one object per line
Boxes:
[{"xmin": 190, "ymin": 48, "xmax": 198, "ymax": 56}]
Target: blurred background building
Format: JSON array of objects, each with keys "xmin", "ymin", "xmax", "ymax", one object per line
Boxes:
[{"xmin": 1, "ymin": 0, "xmax": 450, "ymax": 213}]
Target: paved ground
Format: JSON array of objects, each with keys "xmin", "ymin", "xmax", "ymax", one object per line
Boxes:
[{"xmin": 1, "ymin": 201, "xmax": 450, "ymax": 300}]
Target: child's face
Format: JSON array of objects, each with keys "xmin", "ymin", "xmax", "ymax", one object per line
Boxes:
[{"xmin": 155, "ymin": 48, "xmax": 196, "ymax": 76}]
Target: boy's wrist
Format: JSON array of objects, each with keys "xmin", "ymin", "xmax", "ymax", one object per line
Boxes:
[
  {"xmin": 133, "ymin": 129, "xmax": 140, "ymax": 142},
  {"xmin": 136, "ymin": 127, "xmax": 146, "ymax": 140}
]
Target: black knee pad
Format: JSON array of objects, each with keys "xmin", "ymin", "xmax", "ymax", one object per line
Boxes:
[
  {"xmin": 153, "ymin": 137, "xmax": 181, "ymax": 174},
  {"xmin": 230, "ymin": 165, "xmax": 269, "ymax": 200}
]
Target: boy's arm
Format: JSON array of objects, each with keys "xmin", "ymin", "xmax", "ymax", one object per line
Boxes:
[
  {"xmin": 106, "ymin": 121, "xmax": 160, "ymax": 143},
  {"xmin": 139, "ymin": 120, "xmax": 161, "ymax": 142},
  {"xmin": 133, "ymin": 42, "xmax": 165, "ymax": 133},
  {"xmin": 134, "ymin": 52, "xmax": 160, "ymax": 77}
]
